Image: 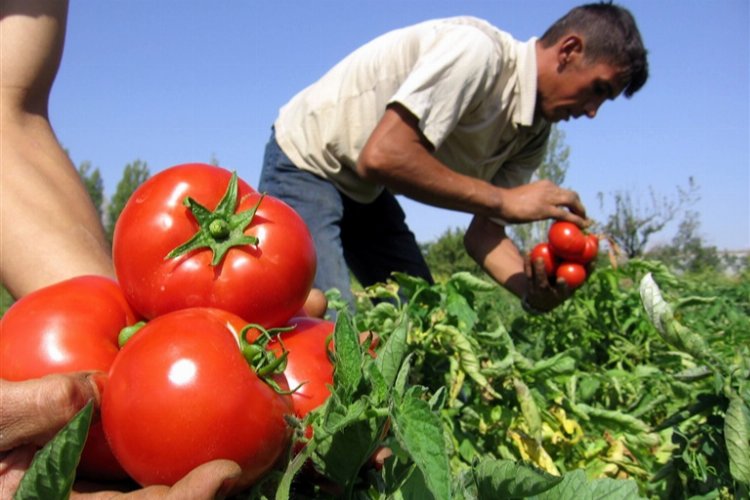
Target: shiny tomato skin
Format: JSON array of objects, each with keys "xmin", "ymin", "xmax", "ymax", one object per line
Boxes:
[
  {"xmin": 571, "ymin": 234, "xmax": 600, "ymax": 264},
  {"xmin": 113, "ymin": 163, "xmax": 316, "ymax": 328},
  {"xmin": 0, "ymin": 275, "xmax": 139, "ymax": 480},
  {"xmin": 530, "ymin": 242, "xmax": 558, "ymax": 277},
  {"xmin": 548, "ymin": 221, "xmax": 586, "ymax": 260},
  {"xmin": 269, "ymin": 317, "xmax": 336, "ymax": 419},
  {"xmin": 102, "ymin": 308, "xmax": 292, "ymax": 489},
  {"xmin": 555, "ymin": 262, "xmax": 587, "ymax": 289}
]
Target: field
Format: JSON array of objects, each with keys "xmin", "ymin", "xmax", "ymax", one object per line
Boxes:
[{"xmin": 11, "ymin": 258, "xmax": 749, "ymax": 499}]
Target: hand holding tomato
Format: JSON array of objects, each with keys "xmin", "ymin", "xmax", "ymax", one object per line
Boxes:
[
  {"xmin": 524, "ymin": 222, "xmax": 600, "ymax": 313},
  {"xmin": 0, "ymin": 275, "xmax": 139, "ymax": 480}
]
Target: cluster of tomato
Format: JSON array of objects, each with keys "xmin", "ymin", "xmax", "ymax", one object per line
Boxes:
[
  {"xmin": 0, "ymin": 164, "xmax": 338, "ymax": 492},
  {"xmin": 530, "ymin": 221, "xmax": 599, "ymax": 289}
]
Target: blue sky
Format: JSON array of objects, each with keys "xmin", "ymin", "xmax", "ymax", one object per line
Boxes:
[{"xmin": 51, "ymin": 0, "xmax": 749, "ymax": 251}]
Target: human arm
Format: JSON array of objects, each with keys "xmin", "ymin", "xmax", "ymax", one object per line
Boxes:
[
  {"xmin": 464, "ymin": 215, "xmax": 571, "ymax": 312},
  {"xmin": 356, "ymin": 104, "xmax": 587, "ymax": 226},
  {"xmin": 0, "ymin": 0, "xmax": 114, "ymax": 299},
  {"xmin": 0, "ymin": 374, "xmax": 242, "ymax": 499}
]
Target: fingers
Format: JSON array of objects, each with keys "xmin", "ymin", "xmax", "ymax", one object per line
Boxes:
[
  {"xmin": 0, "ymin": 372, "xmax": 104, "ymax": 451},
  {"xmin": 0, "ymin": 445, "xmax": 37, "ymax": 500},
  {"xmin": 162, "ymin": 459, "xmax": 242, "ymax": 499}
]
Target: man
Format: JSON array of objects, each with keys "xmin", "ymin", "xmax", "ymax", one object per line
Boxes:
[{"xmin": 259, "ymin": 2, "xmax": 648, "ymax": 313}]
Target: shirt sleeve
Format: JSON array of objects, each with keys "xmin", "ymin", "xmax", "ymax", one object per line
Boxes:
[
  {"xmin": 388, "ymin": 25, "xmax": 499, "ymax": 149},
  {"xmin": 489, "ymin": 123, "xmax": 551, "ymax": 226}
]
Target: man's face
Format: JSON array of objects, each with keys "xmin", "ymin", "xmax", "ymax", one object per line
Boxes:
[{"xmin": 537, "ymin": 56, "xmax": 625, "ymax": 123}]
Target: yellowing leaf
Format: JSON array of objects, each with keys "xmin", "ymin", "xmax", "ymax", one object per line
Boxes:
[{"xmin": 508, "ymin": 429, "xmax": 560, "ymax": 476}]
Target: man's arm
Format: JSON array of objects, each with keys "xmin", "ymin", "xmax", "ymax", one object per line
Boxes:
[
  {"xmin": 356, "ymin": 103, "xmax": 588, "ymax": 225},
  {"xmin": 464, "ymin": 215, "xmax": 570, "ymax": 312},
  {"xmin": 0, "ymin": 0, "xmax": 114, "ymax": 298}
]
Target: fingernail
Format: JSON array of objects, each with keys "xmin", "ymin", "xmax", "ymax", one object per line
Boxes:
[{"xmin": 87, "ymin": 372, "xmax": 108, "ymax": 403}]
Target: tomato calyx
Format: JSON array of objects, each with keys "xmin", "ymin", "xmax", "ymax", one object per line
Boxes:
[
  {"xmin": 118, "ymin": 321, "xmax": 147, "ymax": 347},
  {"xmin": 165, "ymin": 172, "xmax": 264, "ymax": 266},
  {"xmin": 238, "ymin": 323, "xmax": 303, "ymax": 395}
]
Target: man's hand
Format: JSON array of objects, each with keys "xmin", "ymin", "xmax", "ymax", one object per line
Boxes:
[
  {"xmin": 0, "ymin": 374, "xmax": 242, "ymax": 500},
  {"xmin": 523, "ymin": 252, "xmax": 573, "ymax": 313},
  {"xmin": 496, "ymin": 180, "xmax": 589, "ymax": 228},
  {"xmin": 0, "ymin": 373, "xmax": 104, "ymax": 452}
]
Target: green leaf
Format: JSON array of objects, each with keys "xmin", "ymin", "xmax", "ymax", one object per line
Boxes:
[
  {"xmin": 473, "ymin": 459, "xmax": 563, "ymax": 498},
  {"xmin": 393, "ymin": 352, "xmax": 413, "ymax": 400},
  {"xmin": 575, "ymin": 403, "xmax": 651, "ymax": 435},
  {"xmin": 524, "ymin": 349, "xmax": 579, "ymax": 379},
  {"xmin": 725, "ymin": 394, "xmax": 750, "ymax": 485},
  {"xmin": 14, "ymin": 401, "xmax": 94, "ymax": 500},
  {"xmin": 530, "ymin": 469, "xmax": 643, "ymax": 500},
  {"xmin": 392, "ymin": 388, "xmax": 451, "ymax": 500},
  {"xmin": 311, "ymin": 398, "xmax": 382, "ymax": 487},
  {"xmin": 374, "ymin": 311, "xmax": 410, "ymax": 389},
  {"xmin": 448, "ymin": 272, "xmax": 496, "ymax": 293},
  {"xmin": 332, "ymin": 310, "xmax": 362, "ymax": 400}
]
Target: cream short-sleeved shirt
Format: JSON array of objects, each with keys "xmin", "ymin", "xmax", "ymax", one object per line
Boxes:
[{"xmin": 274, "ymin": 16, "xmax": 551, "ymax": 204}]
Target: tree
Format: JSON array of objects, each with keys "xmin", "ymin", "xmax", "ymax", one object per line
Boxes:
[
  {"xmin": 648, "ymin": 209, "xmax": 722, "ymax": 274},
  {"xmin": 598, "ymin": 177, "xmax": 699, "ymax": 258},
  {"xmin": 105, "ymin": 160, "xmax": 150, "ymax": 242},
  {"xmin": 509, "ymin": 125, "xmax": 570, "ymax": 252},
  {"xmin": 421, "ymin": 227, "xmax": 482, "ymax": 280},
  {"xmin": 77, "ymin": 160, "xmax": 105, "ymax": 220}
]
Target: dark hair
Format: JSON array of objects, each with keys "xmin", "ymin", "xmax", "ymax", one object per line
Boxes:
[{"xmin": 540, "ymin": 1, "xmax": 649, "ymax": 97}]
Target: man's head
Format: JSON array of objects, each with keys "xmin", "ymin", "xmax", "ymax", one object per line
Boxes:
[{"xmin": 535, "ymin": 2, "xmax": 649, "ymax": 122}]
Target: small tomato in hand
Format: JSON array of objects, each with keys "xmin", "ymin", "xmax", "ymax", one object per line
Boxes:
[
  {"xmin": 101, "ymin": 308, "xmax": 292, "ymax": 490},
  {"xmin": 571, "ymin": 234, "xmax": 600, "ymax": 264},
  {"xmin": 530, "ymin": 242, "xmax": 558, "ymax": 277},
  {"xmin": 555, "ymin": 262, "xmax": 587, "ymax": 289},
  {"xmin": 0, "ymin": 276, "xmax": 138, "ymax": 481},
  {"xmin": 548, "ymin": 221, "xmax": 586, "ymax": 260}
]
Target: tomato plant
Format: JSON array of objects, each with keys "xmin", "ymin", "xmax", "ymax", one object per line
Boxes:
[
  {"xmin": 0, "ymin": 275, "xmax": 138, "ymax": 480},
  {"xmin": 555, "ymin": 262, "xmax": 587, "ymax": 289},
  {"xmin": 530, "ymin": 242, "xmax": 559, "ymax": 277},
  {"xmin": 113, "ymin": 163, "xmax": 316, "ymax": 328},
  {"xmin": 101, "ymin": 308, "xmax": 292, "ymax": 490},
  {"xmin": 548, "ymin": 221, "xmax": 586, "ymax": 260}
]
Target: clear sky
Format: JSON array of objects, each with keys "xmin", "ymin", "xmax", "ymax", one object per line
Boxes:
[{"xmin": 50, "ymin": 0, "xmax": 749, "ymax": 251}]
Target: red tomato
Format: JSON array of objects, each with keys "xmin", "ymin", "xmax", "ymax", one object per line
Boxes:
[
  {"xmin": 269, "ymin": 317, "xmax": 336, "ymax": 419},
  {"xmin": 555, "ymin": 262, "xmax": 587, "ymax": 289},
  {"xmin": 102, "ymin": 308, "xmax": 292, "ymax": 490},
  {"xmin": 571, "ymin": 234, "xmax": 600, "ymax": 264},
  {"xmin": 113, "ymin": 163, "xmax": 316, "ymax": 328},
  {"xmin": 530, "ymin": 242, "xmax": 558, "ymax": 277},
  {"xmin": 0, "ymin": 276, "xmax": 139, "ymax": 480},
  {"xmin": 548, "ymin": 221, "xmax": 586, "ymax": 260}
]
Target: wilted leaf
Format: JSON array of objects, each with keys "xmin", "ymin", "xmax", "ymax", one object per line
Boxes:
[{"xmin": 725, "ymin": 394, "xmax": 750, "ymax": 485}]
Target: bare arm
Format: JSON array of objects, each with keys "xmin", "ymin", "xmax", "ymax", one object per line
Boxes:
[
  {"xmin": 464, "ymin": 215, "xmax": 571, "ymax": 312},
  {"xmin": 356, "ymin": 103, "xmax": 588, "ymax": 224},
  {"xmin": 0, "ymin": 0, "xmax": 114, "ymax": 298}
]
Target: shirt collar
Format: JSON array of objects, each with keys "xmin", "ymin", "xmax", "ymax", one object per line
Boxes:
[{"xmin": 514, "ymin": 37, "xmax": 538, "ymax": 127}]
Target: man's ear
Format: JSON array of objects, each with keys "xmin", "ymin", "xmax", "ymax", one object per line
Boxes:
[{"xmin": 557, "ymin": 34, "xmax": 584, "ymax": 70}]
